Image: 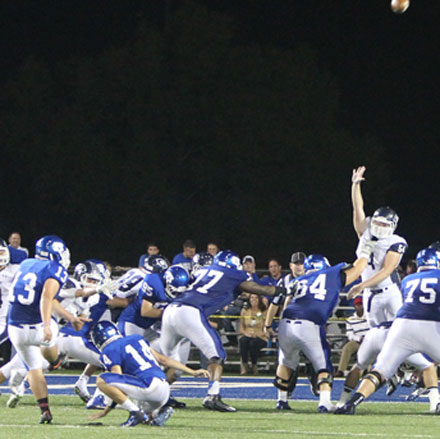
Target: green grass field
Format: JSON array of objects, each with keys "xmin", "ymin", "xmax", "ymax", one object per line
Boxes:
[{"xmin": 0, "ymin": 396, "xmax": 438, "ymax": 439}]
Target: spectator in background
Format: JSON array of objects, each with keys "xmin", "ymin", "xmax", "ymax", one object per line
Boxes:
[
  {"xmin": 239, "ymin": 294, "xmax": 268, "ymax": 375},
  {"xmin": 242, "ymin": 255, "xmax": 259, "ymax": 281},
  {"xmin": 138, "ymin": 242, "xmax": 160, "ymax": 269},
  {"xmin": 334, "ymin": 297, "xmax": 369, "ymax": 377},
  {"xmin": 405, "ymin": 259, "xmax": 417, "ymax": 275},
  {"xmin": 207, "ymin": 242, "xmax": 219, "ymax": 257},
  {"xmin": 260, "ymin": 259, "xmax": 283, "ymax": 287},
  {"xmin": 172, "ymin": 240, "xmax": 196, "ymax": 273},
  {"xmin": 221, "ymin": 255, "xmax": 257, "ymax": 347},
  {"xmin": 8, "ymin": 232, "xmax": 28, "ymax": 264},
  {"xmin": 259, "ymin": 258, "xmax": 283, "ymax": 308}
]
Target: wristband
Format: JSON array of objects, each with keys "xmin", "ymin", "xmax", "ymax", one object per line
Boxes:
[
  {"xmin": 109, "ymin": 401, "xmax": 117, "ymax": 409},
  {"xmin": 274, "ymin": 286, "xmax": 287, "ymax": 296}
]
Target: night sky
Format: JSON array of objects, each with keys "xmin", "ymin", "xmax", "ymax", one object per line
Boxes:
[{"xmin": 1, "ymin": 0, "xmax": 439, "ymax": 267}]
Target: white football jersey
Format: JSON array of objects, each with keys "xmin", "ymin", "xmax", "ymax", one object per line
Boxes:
[
  {"xmin": 115, "ymin": 268, "xmax": 146, "ymax": 299},
  {"xmin": 0, "ymin": 264, "xmax": 19, "ymax": 299},
  {"xmin": 356, "ymin": 218, "xmax": 407, "ymax": 288}
]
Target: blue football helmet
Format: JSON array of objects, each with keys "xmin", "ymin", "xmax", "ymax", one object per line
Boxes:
[
  {"xmin": 304, "ymin": 254, "xmax": 331, "ymax": 272},
  {"xmin": 213, "ymin": 250, "xmax": 242, "ymax": 270},
  {"xmin": 370, "ymin": 207, "xmax": 399, "ymax": 239},
  {"xmin": 191, "ymin": 252, "xmax": 214, "ymax": 274},
  {"xmin": 164, "ymin": 265, "xmax": 191, "ymax": 299},
  {"xmin": 74, "ymin": 261, "xmax": 105, "ymax": 288},
  {"xmin": 416, "ymin": 248, "xmax": 440, "ymax": 270},
  {"xmin": 0, "ymin": 238, "xmax": 10, "ymax": 268},
  {"xmin": 91, "ymin": 321, "xmax": 122, "ymax": 350},
  {"xmin": 143, "ymin": 254, "xmax": 170, "ymax": 274},
  {"xmin": 429, "ymin": 241, "xmax": 440, "ymax": 252},
  {"xmin": 35, "ymin": 235, "xmax": 71, "ymax": 269}
]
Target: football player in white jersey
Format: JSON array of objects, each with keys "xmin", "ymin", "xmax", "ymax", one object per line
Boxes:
[
  {"xmin": 336, "ymin": 248, "xmax": 440, "ymax": 415},
  {"xmin": 349, "ymin": 166, "xmax": 407, "ymax": 328},
  {"xmin": 336, "ymin": 167, "xmax": 428, "ymax": 407},
  {"xmin": 0, "ymin": 239, "xmax": 18, "ymax": 345}
]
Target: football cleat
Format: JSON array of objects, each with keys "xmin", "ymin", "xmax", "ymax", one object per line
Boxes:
[
  {"xmin": 202, "ymin": 395, "xmax": 237, "ymax": 412},
  {"xmin": 166, "ymin": 396, "xmax": 186, "ymax": 409},
  {"xmin": 318, "ymin": 403, "xmax": 336, "ymax": 413},
  {"xmin": 276, "ymin": 401, "xmax": 291, "ymax": 410},
  {"xmin": 86, "ymin": 394, "xmax": 106, "ymax": 410},
  {"xmin": 39, "ymin": 410, "xmax": 53, "ymax": 424},
  {"xmin": 6, "ymin": 393, "xmax": 22, "ymax": 408},
  {"xmin": 334, "ymin": 403, "xmax": 356, "ymax": 415},
  {"xmin": 74, "ymin": 385, "xmax": 91, "ymax": 403},
  {"xmin": 48, "ymin": 353, "xmax": 67, "ymax": 371},
  {"xmin": 151, "ymin": 406, "xmax": 173, "ymax": 427},
  {"xmin": 120, "ymin": 410, "xmax": 148, "ymax": 428}
]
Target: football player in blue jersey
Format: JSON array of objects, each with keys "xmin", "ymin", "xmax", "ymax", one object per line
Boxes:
[
  {"xmin": 116, "ymin": 264, "xmax": 186, "ymax": 338},
  {"xmin": 111, "ymin": 254, "xmax": 170, "ymax": 310},
  {"xmin": 335, "ymin": 248, "xmax": 440, "ymax": 415},
  {"xmin": 3, "ymin": 260, "xmax": 101, "ymax": 408},
  {"xmin": 116, "ymin": 264, "xmax": 191, "ymax": 409},
  {"xmin": 265, "ymin": 241, "xmax": 376, "ymax": 413},
  {"xmin": 88, "ymin": 321, "xmax": 209, "ymax": 427},
  {"xmin": 7, "ymin": 235, "xmax": 70, "ymax": 423},
  {"xmin": 160, "ymin": 250, "xmax": 288, "ymax": 412}
]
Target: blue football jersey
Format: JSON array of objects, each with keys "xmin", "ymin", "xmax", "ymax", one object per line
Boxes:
[
  {"xmin": 61, "ymin": 293, "xmax": 109, "ymax": 337},
  {"xmin": 173, "ymin": 264, "xmax": 252, "ymax": 316},
  {"xmin": 100, "ymin": 334, "xmax": 166, "ymax": 385},
  {"xmin": 118, "ymin": 273, "xmax": 168, "ymax": 330},
  {"xmin": 283, "ymin": 263, "xmax": 347, "ymax": 326},
  {"xmin": 397, "ymin": 269, "xmax": 440, "ymax": 321},
  {"xmin": 8, "ymin": 258, "xmax": 68, "ymax": 325}
]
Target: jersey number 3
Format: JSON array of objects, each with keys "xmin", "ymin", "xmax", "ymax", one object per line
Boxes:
[{"xmin": 8, "ymin": 272, "xmax": 38, "ymax": 305}]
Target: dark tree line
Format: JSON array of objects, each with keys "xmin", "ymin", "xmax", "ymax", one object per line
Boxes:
[{"xmin": 0, "ymin": 1, "xmax": 390, "ymax": 266}]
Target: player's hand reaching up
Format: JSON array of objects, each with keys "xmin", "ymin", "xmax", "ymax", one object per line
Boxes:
[{"xmin": 352, "ymin": 166, "xmax": 366, "ymax": 184}]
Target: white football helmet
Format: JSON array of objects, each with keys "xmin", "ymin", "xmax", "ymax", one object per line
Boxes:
[
  {"xmin": 0, "ymin": 239, "xmax": 10, "ymax": 268},
  {"xmin": 369, "ymin": 207, "xmax": 399, "ymax": 239}
]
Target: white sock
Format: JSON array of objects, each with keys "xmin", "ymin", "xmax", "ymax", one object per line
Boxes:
[
  {"xmin": 208, "ymin": 380, "xmax": 220, "ymax": 395},
  {"xmin": 278, "ymin": 390, "xmax": 288, "ymax": 402},
  {"xmin": 319, "ymin": 390, "xmax": 332, "ymax": 407},
  {"xmin": 120, "ymin": 399, "xmax": 139, "ymax": 412},
  {"xmin": 338, "ymin": 387, "xmax": 353, "ymax": 405},
  {"xmin": 79, "ymin": 374, "xmax": 90, "ymax": 383},
  {"xmin": 428, "ymin": 387, "xmax": 439, "ymax": 411}
]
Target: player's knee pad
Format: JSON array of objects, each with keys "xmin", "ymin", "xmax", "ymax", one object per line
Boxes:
[
  {"xmin": 316, "ymin": 369, "xmax": 333, "ymax": 388},
  {"xmin": 287, "ymin": 367, "xmax": 299, "ymax": 393},
  {"xmin": 364, "ymin": 370, "xmax": 384, "ymax": 391},
  {"xmin": 208, "ymin": 356, "xmax": 224, "ymax": 366},
  {"xmin": 273, "ymin": 375, "xmax": 290, "ymax": 391}
]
